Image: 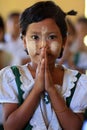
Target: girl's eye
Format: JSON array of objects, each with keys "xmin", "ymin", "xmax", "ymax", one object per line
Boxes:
[
  {"xmin": 31, "ymin": 35, "xmax": 39, "ymax": 40},
  {"xmin": 48, "ymin": 35, "xmax": 57, "ymax": 40}
]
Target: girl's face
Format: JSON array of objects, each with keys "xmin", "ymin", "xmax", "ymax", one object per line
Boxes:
[{"xmin": 23, "ymin": 18, "xmax": 65, "ymax": 65}]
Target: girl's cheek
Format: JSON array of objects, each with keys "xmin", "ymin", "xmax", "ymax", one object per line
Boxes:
[
  {"xmin": 26, "ymin": 39, "xmax": 37, "ymax": 55},
  {"xmin": 50, "ymin": 41, "xmax": 61, "ymax": 53}
]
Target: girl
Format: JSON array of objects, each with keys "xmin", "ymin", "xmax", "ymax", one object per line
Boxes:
[{"xmin": 0, "ymin": 1, "xmax": 87, "ymax": 130}]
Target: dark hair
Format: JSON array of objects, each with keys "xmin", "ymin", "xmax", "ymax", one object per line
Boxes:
[
  {"xmin": 0, "ymin": 15, "xmax": 5, "ymax": 30},
  {"xmin": 0, "ymin": 15, "xmax": 5, "ymax": 42},
  {"xmin": 20, "ymin": 1, "xmax": 67, "ymax": 39}
]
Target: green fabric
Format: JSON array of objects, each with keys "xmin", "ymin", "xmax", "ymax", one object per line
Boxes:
[
  {"xmin": 11, "ymin": 66, "xmax": 82, "ymax": 128},
  {"xmin": 11, "ymin": 66, "xmax": 33, "ymax": 130},
  {"xmin": 24, "ymin": 124, "xmax": 33, "ymax": 130},
  {"xmin": 11, "ymin": 66, "xmax": 24, "ymax": 106},
  {"xmin": 84, "ymin": 109, "xmax": 87, "ymax": 120},
  {"xmin": 0, "ymin": 125, "xmax": 4, "ymax": 130},
  {"xmin": 66, "ymin": 72, "xmax": 87, "ymax": 122},
  {"xmin": 66, "ymin": 72, "xmax": 81, "ymax": 107},
  {"xmin": 74, "ymin": 52, "xmax": 80, "ymax": 65}
]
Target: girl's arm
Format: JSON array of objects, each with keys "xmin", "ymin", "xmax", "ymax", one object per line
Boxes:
[
  {"xmin": 3, "ymin": 48, "xmax": 45, "ymax": 130},
  {"xmin": 45, "ymin": 48, "xmax": 84, "ymax": 130},
  {"xmin": 47, "ymin": 87, "xmax": 84, "ymax": 130},
  {"xmin": 3, "ymin": 86, "xmax": 42, "ymax": 130}
]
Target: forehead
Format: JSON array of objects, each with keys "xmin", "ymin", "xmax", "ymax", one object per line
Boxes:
[{"xmin": 26, "ymin": 18, "xmax": 61, "ymax": 34}]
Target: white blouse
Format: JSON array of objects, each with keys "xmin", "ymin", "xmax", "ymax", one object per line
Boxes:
[
  {"xmin": 0, "ymin": 65, "xmax": 87, "ymax": 112},
  {"xmin": 0, "ymin": 65, "xmax": 87, "ymax": 130}
]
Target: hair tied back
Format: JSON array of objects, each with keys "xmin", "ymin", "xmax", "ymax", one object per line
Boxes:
[{"xmin": 66, "ymin": 10, "xmax": 77, "ymax": 16}]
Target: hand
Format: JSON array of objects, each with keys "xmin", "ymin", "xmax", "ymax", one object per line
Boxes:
[
  {"xmin": 45, "ymin": 49, "xmax": 54, "ymax": 92},
  {"xmin": 34, "ymin": 48, "xmax": 45, "ymax": 93}
]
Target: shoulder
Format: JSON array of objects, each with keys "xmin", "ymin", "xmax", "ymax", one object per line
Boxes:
[
  {"xmin": 64, "ymin": 67, "xmax": 87, "ymax": 86},
  {"xmin": 64, "ymin": 68, "xmax": 87, "ymax": 112},
  {"xmin": 63, "ymin": 67, "xmax": 80, "ymax": 83},
  {"xmin": 0, "ymin": 65, "xmax": 30, "ymax": 103},
  {"xmin": 0, "ymin": 66, "xmax": 14, "ymax": 80},
  {"xmin": 0, "ymin": 66, "xmax": 20, "ymax": 103},
  {"xmin": 0, "ymin": 65, "xmax": 28, "ymax": 81},
  {"xmin": 63, "ymin": 67, "xmax": 87, "ymax": 96}
]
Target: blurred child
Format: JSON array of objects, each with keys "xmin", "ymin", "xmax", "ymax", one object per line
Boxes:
[
  {"xmin": 5, "ymin": 12, "xmax": 30, "ymax": 65},
  {"xmin": 69, "ymin": 17, "xmax": 87, "ymax": 73},
  {"xmin": 58, "ymin": 18, "xmax": 77, "ymax": 68},
  {"xmin": 0, "ymin": 15, "xmax": 12, "ymax": 69}
]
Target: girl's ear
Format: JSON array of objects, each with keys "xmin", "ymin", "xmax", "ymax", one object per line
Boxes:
[
  {"xmin": 58, "ymin": 37, "xmax": 67, "ymax": 58},
  {"xmin": 22, "ymin": 36, "xmax": 29, "ymax": 55}
]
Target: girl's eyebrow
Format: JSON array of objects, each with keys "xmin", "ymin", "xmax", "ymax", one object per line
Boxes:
[{"xmin": 47, "ymin": 32, "xmax": 59, "ymax": 34}]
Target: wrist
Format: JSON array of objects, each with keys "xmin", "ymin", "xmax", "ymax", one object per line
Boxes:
[
  {"xmin": 33, "ymin": 85, "xmax": 44, "ymax": 95},
  {"xmin": 46, "ymin": 85, "xmax": 56, "ymax": 94}
]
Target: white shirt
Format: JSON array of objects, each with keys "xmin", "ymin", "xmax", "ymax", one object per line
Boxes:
[{"xmin": 0, "ymin": 65, "xmax": 87, "ymax": 129}]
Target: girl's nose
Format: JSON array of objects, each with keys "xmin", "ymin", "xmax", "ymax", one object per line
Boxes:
[{"xmin": 40, "ymin": 39, "xmax": 48, "ymax": 49}]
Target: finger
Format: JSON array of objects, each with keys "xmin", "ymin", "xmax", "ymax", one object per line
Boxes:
[
  {"xmin": 40, "ymin": 58, "xmax": 45, "ymax": 73},
  {"xmin": 45, "ymin": 48, "xmax": 49, "ymax": 70},
  {"xmin": 37, "ymin": 48, "xmax": 45, "ymax": 74},
  {"xmin": 36, "ymin": 58, "xmax": 45, "ymax": 82},
  {"xmin": 37, "ymin": 59, "xmax": 41, "ymax": 72},
  {"xmin": 37, "ymin": 48, "xmax": 45, "ymax": 68},
  {"xmin": 36, "ymin": 58, "xmax": 45, "ymax": 77},
  {"xmin": 40, "ymin": 48, "xmax": 45, "ymax": 61}
]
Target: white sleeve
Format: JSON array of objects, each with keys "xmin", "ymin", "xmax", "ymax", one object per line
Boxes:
[
  {"xmin": 0, "ymin": 66, "xmax": 19, "ymax": 103},
  {"xmin": 70, "ymin": 74, "xmax": 87, "ymax": 113}
]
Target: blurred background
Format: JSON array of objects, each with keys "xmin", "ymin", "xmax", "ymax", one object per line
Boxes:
[
  {"xmin": 0, "ymin": 0, "xmax": 86, "ymax": 22},
  {"xmin": 0, "ymin": 1, "xmax": 87, "ymax": 130}
]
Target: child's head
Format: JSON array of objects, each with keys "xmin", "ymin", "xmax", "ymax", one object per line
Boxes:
[
  {"xmin": 66, "ymin": 18, "xmax": 77, "ymax": 45},
  {"xmin": 75, "ymin": 16, "xmax": 87, "ymax": 37},
  {"xmin": 6, "ymin": 12, "xmax": 20, "ymax": 37},
  {"xmin": 19, "ymin": 1, "xmax": 68, "ymax": 65},
  {"xmin": 20, "ymin": 1, "xmax": 67, "ymax": 39}
]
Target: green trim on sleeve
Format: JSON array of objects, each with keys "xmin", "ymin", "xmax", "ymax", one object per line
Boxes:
[
  {"xmin": 11, "ymin": 66, "xmax": 33, "ymax": 130},
  {"xmin": 11, "ymin": 66, "xmax": 24, "ymax": 106},
  {"xmin": 66, "ymin": 72, "xmax": 81, "ymax": 107}
]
